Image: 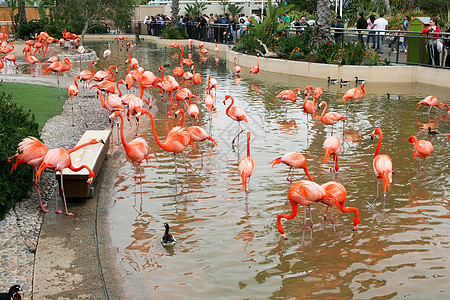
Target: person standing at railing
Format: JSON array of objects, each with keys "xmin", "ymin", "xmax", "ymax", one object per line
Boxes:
[
  {"xmin": 356, "ymin": 12, "xmax": 368, "ymax": 45},
  {"xmin": 389, "ymin": 24, "xmax": 407, "ymax": 54},
  {"xmin": 422, "ymin": 17, "xmax": 441, "ymax": 66},
  {"xmin": 366, "ymin": 15, "xmax": 376, "ymax": 48},
  {"xmin": 208, "ymin": 13, "xmax": 216, "ymax": 41},
  {"xmin": 374, "ymin": 13, "xmax": 388, "ymax": 54},
  {"xmin": 403, "ymin": 15, "xmax": 410, "ymax": 51},
  {"xmin": 144, "ymin": 16, "xmax": 151, "ymax": 35},
  {"xmin": 444, "ymin": 27, "xmax": 450, "ymax": 67},
  {"xmin": 334, "ymin": 15, "xmax": 344, "ymax": 44}
]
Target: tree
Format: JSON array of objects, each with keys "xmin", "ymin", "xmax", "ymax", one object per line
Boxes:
[
  {"xmin": 171, "ymin": 0, "xmax": 180, "ymax": 28},
  {"xmin": 313, "ymin": 0, "xmax": 331, "ymax": 45},
  {"xmin": 184, "ymin": 0, "xmax": 207, "ymax": 18},
  {"xmin": 227, "ymin": 3, "xmax": 244, "ymax": 18},
  {"xmin": 5, "ymin": 0, "xmax": 31, "ymax": 37},
  {"xmin": 382, "ymin": 0, "xmax": 392, "ymax": 15},
  {"xmin": 219, "ymin": 0, "xmax": 228, "ymax": 14}
]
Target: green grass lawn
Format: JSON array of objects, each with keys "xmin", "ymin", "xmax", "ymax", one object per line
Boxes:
[{"xmin": 0, "ymin": 82, "xmax": 63, "ymax": 132}]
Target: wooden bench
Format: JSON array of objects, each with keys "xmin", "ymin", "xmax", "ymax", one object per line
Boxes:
[{"xmin": 56, "ymin": 130, "xmax": 111, "ymax": 198}]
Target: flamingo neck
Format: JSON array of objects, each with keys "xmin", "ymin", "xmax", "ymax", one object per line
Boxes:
[
  {"xmin": 63, "ymin": 58, "xmax": 71, "ymax": 71},
  {"xmin": 339, "ymin": 204, "xmax": 360, "ymax": 228},
  {"xmin": 180, "ymin": 47, "xmax": 184, "ymax": 66},
  {"xmin": 304, "ymin": 167, "xmax": 313, "ymax": 181},
  {"xmin": 142, "ymin": 109, "xmax": 166, "ymax": 150},
  {"xmin": 68, "ymin": 163, "xmax": 94, "ymax": 176},
  {"xmin": 90, "ymin": 60, "xmax": 95, "ymax": 73},
  {"xmin": 294, "ymin": 88, "xmax": 302, "ymax": 101},
  {"xmin": 188, "ymin": 94, "xmax": 193, "ymax": 106},
  {"xmin": 437, "ymin": 103, "xmax": 449, "ymax": 110},
  {"xmin": 320, "ymin": 102, "xmax": 328, "ymax": 120},
  {"xmin": 304, "ymin": 87, "xmax": 313, "ymax": 101},
  {"xmin": 225, "ymin": 97, "xmax": 234, "ymax": 117},
  {"xmin": 116, "ymin": 81, "xmax": 122, "ymax": 97},
  {"xmin": 246, "ymin": 134, "xmax": 251, "ymax": 157},
  {"xmin": 109, "ymin": 66, "xmax": 116, "ymax": 81},
  {"xmin": 160, "ymin": 66, "xmax": 165, "ymax": 79},
  {"xmin": 178, "ymin": 109, "xmax": 185, "ymax": 126},
  {"xmin": 98, "ymin": 92, "xmax": 106, "ymax": 108},
  {"xmin": 116, "ymin": 113, "xmax": 129, "ymax": 149},
  {"xmin": 360, "ymin": 84, "xmax": 365, "ymax": 95},
  {"xmin": 277, "ymin": 199, "xmax": 299, "ymax": 235},
  {"xmin": 374, "ymin": 131, "xmax": 382, "ymax": 157},
  {"xmin": 68, "ymin": 139, "xmax": 98, "ymax": 154},
  {"xmin": 73, "ymin": 78, "xmax": 79, "ymax": 89}
]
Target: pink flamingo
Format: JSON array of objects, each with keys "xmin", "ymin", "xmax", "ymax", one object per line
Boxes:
[
  {"xmin": 214, "ymin": 39, "xmax": 219, "ymax": 53},
  {"xmin": 277, "ymin": 180, "xmax": 339, "ymax": 240},
  {"xmin": 275, "ymin": 88, "xmax": 302, "ymax": 103},
  {"xmin": 35, "ymin": 139, "xmax": 105, "ymax": 215},
  {"xmin": 44, "ymin": 57, "xmax": 71, "ymax": 98},
  {"xmin": 239, "ymin": 132, "xmax": 255, "ymax": 193},
  {"xmin": 270, "ymin": 152, "xmax": 313, "ymax": 183},
  {"xmin": 9, "ymin": 137, "xmax": 49, "ymax": 212},
  {"xmin": 341, "ymin": 83, "xmax": 365, "ymax": 114},
  {"xmin": 24, "ymin": 51, "xmax": 42, "ymax": 76},
  {"xmin": 103, "ymin": 42, "xmax": 111, "ymax": 59},
  {"xmin": 323, "ymin": 136, "xmax": 342, "ymax": 173},
  {"xmin": 370, "ymin": 128, "xmax": 393, "ymax": 210},
  {"xmin": 303, "ymin": 86, "xmax": 317, "ymax": 127},
  {"xmin": 417, "ymin": 96, "xmax": 449, "ymax": 117},
  {"xmin": 319, "ymin": 101, "xmax": 346, "ymax": 136},
  {"xmin": 321, "ymin": 181, "xmax": 360, "ymax": 231},
  {"xmin": 233, "ymin": 57, "xmax": 242, "ymax": 75},
  {"xmin": 89, "ymin": 65, "xmax": 118, "ymax": 83},
  {"xmin": 67, "ymin": 78, "xmax": 87, "ymax": 127},
  {"xmin": 223, "ymin": 95, "xmax": 248, "ymax": 144},
  {"xmin": 1, "ymin": 54, "xmax": 19, "ymax": 72},
  {"xmin": 407, "ymin": 135, "xmax": 433, "ymax": 171},
  {"xmin": 249, "ymin": 53, "xmax": 260, "ymax": 75},
  {"xmin": 75, "ymin": 60, "xmax": 96, "ymax": 97}
]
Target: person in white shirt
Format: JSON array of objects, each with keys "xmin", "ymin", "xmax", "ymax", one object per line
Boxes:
[{"xmin": 374, "ymin": 13, "xmax": 388, "ymax": 54}]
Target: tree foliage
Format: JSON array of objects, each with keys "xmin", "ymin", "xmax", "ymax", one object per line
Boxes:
[
  {"xmin": 184, "ymin": 0, "xmax": 207, "ymax": 18},
  {"xmin": 227, "ymin": 4, "xmax": 244, "ymax": 17}
]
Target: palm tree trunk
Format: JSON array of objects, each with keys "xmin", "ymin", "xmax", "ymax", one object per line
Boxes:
[
  {"xmin": 382, "ymin": 0, "xmax": 392, "ymax": 15},
  {"xmin": 171, "ymin": 0, "xmax": 180, "ymax": 28},
  {"xmin": 313, "ymin": 0, "xmax": 331, "ymax": 45}
]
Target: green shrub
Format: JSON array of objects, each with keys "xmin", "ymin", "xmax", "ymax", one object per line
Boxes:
[
  {"xmin": 289, "ymin": 47, "xmax": 306, "ymax": 60},
  {"xmin": 161, "ymin": 27, "xmax": 188, "ymax": 39},
  {"xmin": 316, "ymin": 41, "xmax": 341, "ymax": 64},
  {"xmin": 17, "ymin": 19, "xmax": 45, "ymax": 40},
  {"xmin": 340, "ymin": 41, "xmax": 366, "ymax": 65},
  {"xmin": 0, "ymin": 91, "xmax": 40, "ymax": 219}
]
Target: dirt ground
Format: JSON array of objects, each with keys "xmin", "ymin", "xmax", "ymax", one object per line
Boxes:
[{"xmin": 5, "ymin": 39, "xmax": 67, "ymax": 62}]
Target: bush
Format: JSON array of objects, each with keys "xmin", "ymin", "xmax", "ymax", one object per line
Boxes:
[
  {"xmin": 316, "ymin": 41, "xmax": 341, "ymax": 64},
  {"xmin": 0, "ymin": 91, "xmax": 40, "ymax": 219},
  {"xmin": 17, "ymin": 19, "xmax": 45, "ymax": 40},
  {"xmin": 162, "ymin": 27, "xmax": 188, "ymax": 39}
]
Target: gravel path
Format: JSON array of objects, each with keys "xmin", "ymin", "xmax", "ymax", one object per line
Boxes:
[{"xmin": 0, "ymin": 74, "xmax": 110, "ymax": 298}]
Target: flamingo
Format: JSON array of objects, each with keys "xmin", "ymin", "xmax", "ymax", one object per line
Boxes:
[
  {"xmin": 313, "ymin": 87, "xmax": 323, "ymax": 101},
  {"xmin": 180, "ymin": 70, "xmax": 193, "ymax": 84},
  {"xmin": 270, "ymin": 152, "xmax": 313, "ymax": 183},
  {"xmin": 140, "ymin": 109, "xmax": 194, "ymax": 174},
  {"xmin": 185, "ymin": 93, "xmax": 200, "ymax": 120},
  {"xmin": 187, "ymin": 39, "xmax": 193, "ymax": 51},
  {"xmin": 321, "ymin": 181, "xmax": 360, "ymax": 231},
  {"xmin": 67, "ymin": 78, "xmax": 86, "ymax": 127},
  {"xmin": 24, "ymin": 51, "xmax": 42, "ymax": 76},
  {"xmin": 370, "ymin": 128, "xmax": 393, "ymax": 210},
  {"xmin": 0, "ymin": 41, "xmax": 14, "ymax": 54},
  {"xmin": 75, "ymin": 60, "xmax": 96, "ymax": 96},
  {"xmin": 98, "ymin": 90, "xmax": 124, "ymax": 139},
  {"xmin": 207, "ymin": 75, "xmax": 217, "ymax": 96},
  {"xmin": 275, "ymin": 88, "xmax": 302, "ymax": 103},
  {"xmin": 249, "ymin": 53, "xmax": 260, "ymax": 75},
  {"xmin": 126, "ymin": 42, "xmax": 139, "ymax": 73},
  {"xmin": 214, "ymin": 39, "xmax": 219, "ymax": 53},
  {"xmin": 9, "ymin": 136, "xmax": 49, "ymax": 212},
  {"xmin": 303, "ymin": 86, "xmax": 317, "ymax": 127},
  {"xmin": 223, "ymin": 95, "xmax": 248, "ymax": 144},
  {"xmin": 169, "ymin": 42, "xmax": 180, "ymax": 49},
  {"xmin": 103, "ymin": 42, "xmax": 111, "ymax": 60},
  {"xmin": 109, "ymin": 112, "xmax": 149, "ymax": 184},
  {"xmin": 233, "ymin": 57, "xmax": 242, "ymax": 75},
  {"xmin": 35, "ymin": 139, "xmax": 105, "ymax": 216},
  {"xmin": 89, "ymin": 80, "xmax": 116, "ymax": 95},
  {"xmin": 277, "ymin": 180, "xmax": 339, "ymax": 240},
  {"xmin": 323, "ymin": 136, "xmax": 342, "ymax": 173},
  {"xmin": 417, "ymin": 96, "xmax": 450, "ymax": 117},
  {"xmin": 341, "ymin": 83, "xmax": 365, "ymax": 114},
  {"xmin": 407, "ymin": 136, "xmax": 433, "ymax": 171},
  {"xmin": 175, "ymin": 109, "xmax": 217, "ymax": 157},
  {"xmin": 89, "ymin": 65, "xmax": 118, "ymax": 83},
  {"xmin": 45, "ymin": 56, "xmax": 58, "ymax": 64},
  {"xmin": 44, "ymin": 57, "xmax": 71, "ymax": 98},
  {"xmin": 1, "ymin": 54, "xmax": 19, "ymax": 72},
  {"xmin": 192, "ymin": 64, "xmax": 202, "ymax": 87},
  {"xmin": 239, "ymin": 132, "xmax": 255, "ymax": 193},
  {"xmin": 318, "ymin": 101, "xmax": 346, "ymax": 136}
]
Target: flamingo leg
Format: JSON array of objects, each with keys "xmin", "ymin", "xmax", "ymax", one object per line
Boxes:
[
  {"xmin": 287, "ymin": 167, "xmax": 293, "ymax": 183},
  {"xmin": 382, "ymin": 192, "xmax": 386, "ymax": 211},
  {"xmin": 77, "ymin": 96, "xmax": 88, "ymax": 128},
  {"xmin": 173, "ymin": 153, "xmax": 178, "ymax": 174},
  {"xmin": 309, "ymin": 205, "xmax": 314, "ymax": 240},
  {"xmin": 57, "ymin": 73, "xmax": 62, "ymax": 98},
  {"xmin": 419, "ymin": 159, "xmax": 423, "ymax": 171},
  {"xmin": 370, "ymin": 178, "xmax": 380, "ymax": 206},
  {"xmin": 232, "ymin": 122, "xmax": 244, "ymax": 144},
  {"xmin": 53, "ymin": 179, "xmax": 61, "ymax": 214},
  {"xmin": 71, "ymin": 97, "xmax": 75, "ymax": 126},
  {"xmin": 302, "ymin": 206, "xmax": 308, "ymax": 241},
  {"xmin": 59, "ymin": 173, "xmax": 73, "ymax": 216},
  {"xmin": 329, "ymin": 206, "xmax": 336, "ymax": 232},
  {"xmin": 323, "ymin": 205, "xmax": 329, "ymax": 225},
  {"xmin": 33, "ymin": 170, "xmax": 48, "ymax": 213}
]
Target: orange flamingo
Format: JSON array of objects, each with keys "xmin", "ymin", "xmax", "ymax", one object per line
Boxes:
[
  {"xmin": 303, "ymin": 86, "xmax": 317, "ymax": 127},
  {"xmin": 187, "ymin": 93, "xmax": 200, "ymax": 120},
  {"xmin": 313, "ymin": 87, "xmax": 323, "ymax": 101},
  {"xmin": 9, "ymin": 137, "xmax": 49, "ymax": 212},
  {"xmin": 103, "ymin": 42, "xmax": 111, "ymax": 59},
  {"xmin": 44, "ymin": 57, "xmax": 71, "ymax": 97},
  {"xmin": 214, "ymin": 39, "xmax": 219, "ymax": 53},
  {"xmin": 24, "ymin": 51, "xmax": 42, "ymax": 76},
  {"xmin": 126, "ymin": 42, "xmax": 139, "ymax": 73},
  {"xmin": 175, "ymin": 109, "xmax": 217, "ymax": 157},
  {"xmin": 89, "ymin": 65, "xmax": 118, "ymax": 83},
  {"xmin": 249, "ymin": 53, "xmax": 260, "ymax": 75},
  {"xmin": 370, "ymin": 128, "xmax": 393, "ymax": 210},
  {"xmin": 323, "ymin": 136, "xmax": 342, "ymax": 173},
  {"xmin": 417, "ymin": 95, "xmax": 449, "ymax": 117},
  {"xmin": 207, "ymin": 75, "xmax": 217, "ymax": 96},
  {"xmin": 341, "ymin": 83, "xmax": 365, "ymax": 114},
  {"xmin": 67, "ymin": 79, "xmax": 85, "ymax": 127},
  {"xmin": 109, "ymin": 112, "xmax": 149, "ymax": 183},
  {"xmin": 35, "ymin": 139, "xmax": 105, "ymax": 215},
  {"xmin": 169, "ymin": 42, "xmax": 181, "ymax": 49},
  {"xmin": 408, "ymin": 136, "xmax": 433, "ymax": 171},
  {"xmin": 140, "ymin": 109, "xmax": 194, "ymax": 174},
  {"xmin": 1, "ymin": 54, "xmax": 19, "ymax": 72},
  {"xmin": 270, "ymin": 152, "xmax": 313, "ymax": 183},
  {"xmin": 75, "ymin": 60, "xmax": 96, "ymax": 96},
  {"xmin": 89, "ymin": 80, "xmax": 116, "ymax": 95},
  {"xmin": 233, "ymin": 57, "xmax": 242, "ymax": 75},
  {"xmin": 0, "ymin": 41, "xmax": 14, "ymax": 54},
  {"xmin": 275, "ymin": 88, "xmax": 302, "ymax": 102},
  {"xmin": 223, "ymin": 95, "xmax": 248, "ymax": 144},
  {"xmin": 98, "ymin": 90, "xmax": 124, "ymax": 141},
  {"xmin": 319, "ymin": 101, "xmax": 346, "ymax": 136},
  {"xmin": 277, "ymin": 180, "xmax": 339, "ymax": 240},
  {"xmin": 239, "ymin": 132, "xmax": 255, "ymax": 193},
  {"xmin": 321, "ymin": 181, "xmax": 360, "ymax": 231},
  {"xmin": 192, "ymin": 65, "xmax": 202, "ymax": 86}
]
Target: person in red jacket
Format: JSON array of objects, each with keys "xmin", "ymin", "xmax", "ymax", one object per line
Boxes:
[{"xmin": 422, "ymin": 17, "xmax": 441, "ymax": 66}]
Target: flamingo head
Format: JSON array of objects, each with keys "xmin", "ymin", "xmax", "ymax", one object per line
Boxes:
[
  {"xmin": 109, "ymin": 111, "xmax": 122, "ymax": 120},
  {"xmin": 407, "ymin": 136, "xmax": 417, "ymax": 144},
  {"xmin": 318, "ymin": 101, "xmax": 326, "ymax": 108},
  {"xmin": 370, "ymin": 127, "xmax": 382, "ymax": 140},
  {"xmin": 353, "ymin": 217, "xmax": 360, "ymax": 231},
  {"xmin": 174, "ymin": 109, "xmax": 184, "ymax": 117}
]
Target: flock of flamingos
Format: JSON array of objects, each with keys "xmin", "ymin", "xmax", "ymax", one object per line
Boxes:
[{"xmin": 6, "ymin": 30, "xmax": 450, "ymax": 242}]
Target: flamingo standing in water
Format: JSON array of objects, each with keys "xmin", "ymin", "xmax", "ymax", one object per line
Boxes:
[
  {"xmin": 233, "ymin": 57, "xmax": 242, "ymax": 75},
  {"xmin": 103, "ymin": 42, "xmax": 111, "ymax": 62},
  {"xmin": 187, "ymin": 39, "xmax": 193, "ymax": 51},
  {"xmin": 277, "ymin": 180, "xmax": 339, "ymax": 240},
  {"xmin": 44, "ymin": 57, "xmax": 71, "ymax": 97},
  {"xmin": 270, "ymin": 152, "xmax": 313, "ymax": 183},
  {"xmin": 9, "ymin": 136, "xmax": 49, "ymax": 212},
  {"xmin": 303, "ymin": 86, "xmax": 317, "ymax": 127},
  {"xmin": 223, "ymin": 95, "xmax": 248, "ymax": 144},
  {"xmin": 417, "ymin": 95, "xmax": 450, "ymax": 117},
  {"xmin": 320, "ymin": 181, "xmax": 360, "ymax": 231},
  {"xmin": 109, "ymin": 112, "xmax": 149, "ymax": 185},
  {"xmin": 35, "ymin": 139, "xmax": 105, "ymax": 216},
  {"xmin": 239, "ymin": 132, "xmax": 255, "ymax": 193},
  {"xmin": 1, "ymin": 54, "xmax": 19, "ymax": 72},
  {"xmin": 140, "ymin": 108, "xmax": 193, "ymax": 174},
  {"xmin": 370, "ymin": 127, "xmax": 393, "ymax": 210},
  {"xmin": 275, "ymin": 88, "xmax": 302, "ymax": 103},
  {"xmin": 24, "ymin": 51, "xmax": 42, "ymax": 76},
  {"xmin": 341, "ymin": 83, "xmax": 365, "ymax": 115},
  {"xmin": 407, "ymin": 136, "xmax": 433, "ymax": 171},
  {"xmin": 323, "ymin": 136, "xmax": 342, "ymax": 173},
  {"xmin": 214, "ymin": 39, "xmax": 219, "ymax": 53},
  {"xmin": 248, "ymin": 53, "xmax": 260, "ymax": 75},
  {"xmin": 319, "ymin": 101, "xmax": 346, "ymax": 136}
]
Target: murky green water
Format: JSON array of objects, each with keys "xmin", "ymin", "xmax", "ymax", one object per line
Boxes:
[{"xmin": 84, "ymin": 40, "xmax": 449, "ymax": 299}]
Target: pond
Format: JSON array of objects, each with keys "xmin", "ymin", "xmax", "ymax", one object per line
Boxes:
[{"xmin": 84, "ymin": 40, "xmax": 449, "ymax": 299}]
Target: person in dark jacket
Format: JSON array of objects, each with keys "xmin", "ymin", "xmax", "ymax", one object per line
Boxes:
[
  {"xmin": 334, "ymin": 15, "xmax": 345, "ymax": 44},
  {"xmin": 356, "ymin": 12, "xmax": 368, "ymax": 45}
]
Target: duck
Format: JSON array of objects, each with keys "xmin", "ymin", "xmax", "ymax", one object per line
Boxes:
[
  {"xmin": 355, "ymin": 76, "xmax": 365, "ymax": 85},
  {"xmin": 161, "ymin": 223, "xmax": 177, "ymax": 246},
  {"xmin": 428, "ymin": 127, "xmax": 438, "ymax": 135},
  {"xmin": 386, "ymin": 93, "xmax": 400, "ymax": 100},
  {"xmin": 0, "ymin": 285, "xmax": 22, "ymax": 300},
  {"xmin": 340, "ymin": 78, "xmax": 350, "ymax": 86},
  {"xmin": 327, "ymin": 76, "xmax": 338, "ymax": 85}
]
